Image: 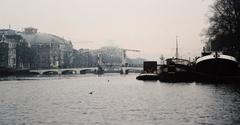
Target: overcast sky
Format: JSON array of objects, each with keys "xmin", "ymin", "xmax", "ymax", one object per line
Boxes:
[{"xmin": 0, "ymin": 0, "xmax": 213, "ymax": 60}]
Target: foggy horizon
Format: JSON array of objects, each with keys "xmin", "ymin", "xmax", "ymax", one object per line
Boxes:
[{"xmin": 0, "ymin": 0, "xmax": 214, "ymax": 60}]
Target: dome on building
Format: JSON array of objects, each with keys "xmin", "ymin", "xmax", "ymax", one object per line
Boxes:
[
  {"xmin": 20, "ymin": 32, "xmax": 71, "ymax": 45},
  {"xmin": 18, "ymin": 28, "xmax": 71, "ymax": 45}
]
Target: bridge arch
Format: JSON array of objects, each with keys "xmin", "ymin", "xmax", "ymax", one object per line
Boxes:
[
  {"xmin": 29, "ymin": 72, "xmax": 41, "ymax": 75},
  {"xmin": 43, "ymin": 71, "xmax": 59, "ymax": 75},
  {"xmin": 62, "ymin": 70, "xmax": 77, "ymax": 75},
  {"xmin": 80, "ymin": 69, "xmax": 92, "ymax": 74}
]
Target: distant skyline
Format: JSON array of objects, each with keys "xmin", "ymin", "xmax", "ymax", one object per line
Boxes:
[{"xmin": 0, "ymin": 0, "xmax": 213, "ymax": 60}]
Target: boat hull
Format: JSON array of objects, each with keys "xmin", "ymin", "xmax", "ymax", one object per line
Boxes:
[
  {"xmin": 136, "ymin": 74, "xmax": 159, "ymax": 81},
  {"xmin": 159, "ymin": 64, "xmax": 194, "ymax": 82},
  {"xmin": 196, "ymin": 57, "xmax": 238, "ymax": 76}
]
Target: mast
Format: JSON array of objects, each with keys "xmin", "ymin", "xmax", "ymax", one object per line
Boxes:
[{"xmin": 176, "ymin": 36, "xmax": 179, "ymax": 59}]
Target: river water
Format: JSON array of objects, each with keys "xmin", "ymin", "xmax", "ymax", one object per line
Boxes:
[{"xmin": 0, "ymin": 74, "xmax": 240, "ymax": 125}]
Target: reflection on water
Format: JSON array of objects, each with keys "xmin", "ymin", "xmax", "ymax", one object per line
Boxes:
[{"xmin": 0, "ymin": 74, "xmax": 240, "ymax": 125}]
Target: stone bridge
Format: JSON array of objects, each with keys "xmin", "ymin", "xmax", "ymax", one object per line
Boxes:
[
  {"xmin": 29, "ymin": 67, "xmax": 143, "ymax": 75},
  {"xmin": 30, "ymin": 67, "xmax": 99, "ymax": 75}
]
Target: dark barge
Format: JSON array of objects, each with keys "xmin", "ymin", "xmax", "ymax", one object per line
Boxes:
[
  {"xmin": 159, "ymin": 58, "xmax": 194, "ymax": 82},
  {"xmin": 194, "ymin": 52, "xmax": 240, "ymax": 83},
  {"xmin": 136, "ymin": 61, "xmax": 159, "ymax": 81}
]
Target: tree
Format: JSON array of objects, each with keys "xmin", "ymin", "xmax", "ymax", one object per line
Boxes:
[{"xmin": 206, "ymin": 0, "xmax": 240, "ymax": 53}]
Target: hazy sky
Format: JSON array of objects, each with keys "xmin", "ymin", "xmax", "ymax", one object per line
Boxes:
[{"xmin": 0, "ymin": 0, "xmax": 213, "ymax": 60}]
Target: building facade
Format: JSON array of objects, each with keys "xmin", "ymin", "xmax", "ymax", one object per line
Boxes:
[
  {"xmin": 0, "ymin": 28, "xmax": 74, "ymax": 70},
  {"xmin": 0, "ymin": 29, "xmax": 30, "ymax": 69},
  {"xmin": 21, "ymin": 27, "xmax": 74, "ymax": 69}
]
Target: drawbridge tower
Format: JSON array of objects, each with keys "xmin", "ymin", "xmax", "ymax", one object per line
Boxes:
[{"xmin": 121, "ymin": 49, "xmax": 140, "ymax": 74}]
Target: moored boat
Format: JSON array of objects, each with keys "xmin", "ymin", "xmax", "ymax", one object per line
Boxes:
[
  {"xmin": 136, "ymin": 61, "xmax": 159, "ymax": 81},
  {"xmin": 159, "ymin": 37, "xmax": 194, "ymax": 82},
  {"xmin": 136, "ymin": 73, "xmax": 159, "ymax": 80},
  {"xmin": 194, "ymin": 52, "xmax": 240, "ymax": 83},
  {"xmin": 159, "ymin": 58, "xmax": 193, "ymax": 82},
  {"xmin": 195, "ymin": 52, "xmax": 238, "ymax": 76}
]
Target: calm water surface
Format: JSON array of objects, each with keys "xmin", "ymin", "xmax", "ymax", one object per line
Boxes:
[{"xmin": 0, "ymin": 74, "xmax": 240, "ymax": 125}]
